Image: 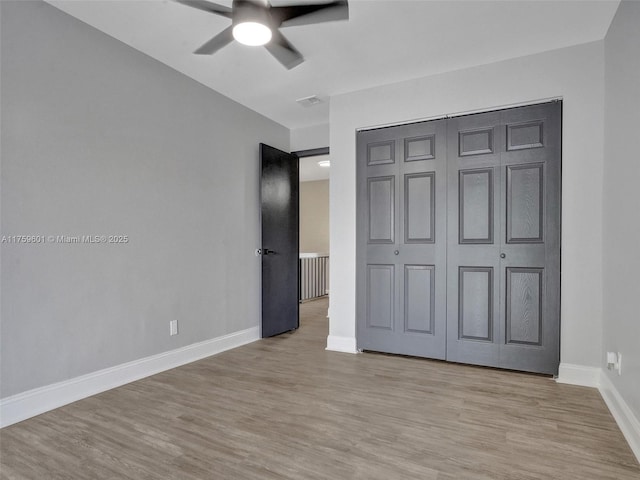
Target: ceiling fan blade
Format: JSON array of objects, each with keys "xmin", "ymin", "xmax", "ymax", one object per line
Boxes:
[
  {"xmin": 272, "ymin": 1, "xmax": 349, "ymax": 28},
  {"xmin": 174, "ymin": 0, "xmax": 233, "ymax": 18},
  {"xmin": 194, "ymin": 26, "xmax": 234, "ymax": 54},
  {"xmin": 264, "ymin": 31, "xmax": 304, "ymax": 70}
]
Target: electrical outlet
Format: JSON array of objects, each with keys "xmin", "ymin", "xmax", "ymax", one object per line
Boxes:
[
  {"xmin": 170, "ymin": 320, "xmax": 178, "ymax": 336},
  {"xmin": 606, "ymin": 351, "xmax": 622, "ymax": 375},
  {"xmin": 607, "ymin": 351, "xmax": 616, "ymax": 369}
]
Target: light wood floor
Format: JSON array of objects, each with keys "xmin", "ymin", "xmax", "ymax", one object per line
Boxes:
[{"xmin": 1, "ymin": 297, "xmax": 638, "ymax": 479}]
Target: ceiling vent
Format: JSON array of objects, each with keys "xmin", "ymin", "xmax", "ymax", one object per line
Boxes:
[{"xmin": 296, "ymin": 95, "xmax": 323, "ymax": 107}]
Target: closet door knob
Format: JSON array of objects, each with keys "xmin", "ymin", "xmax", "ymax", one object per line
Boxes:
[
  {"xmin": 394, "ymin": 250, "xmax": 399, "ymax": 255},
  {"xmin": 500, "ymin": 253, "xmax": 506, "ymax": 259}
]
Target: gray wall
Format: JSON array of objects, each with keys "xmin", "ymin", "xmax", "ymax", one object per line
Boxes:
[
  {"xmin": 602, "ymin": 1, "xmax": 640, "ymax": 419},
  {"xmin": 0, "ymin": 0, "xmax": 289, "ymax": 398}
]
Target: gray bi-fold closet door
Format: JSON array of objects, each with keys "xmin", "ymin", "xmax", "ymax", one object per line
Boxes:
[{"xmin": 356, "ymin": 102, "xmax": 561, "ymax": 375}]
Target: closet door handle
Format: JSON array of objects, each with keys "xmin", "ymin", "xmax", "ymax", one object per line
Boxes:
[
  {"xmin": 394, "ymin": 250, "xmax": 399, "ymax": 255},
  {"xmin": 500, "ymin": 253, "xmax": 506, "ymax": 259}
]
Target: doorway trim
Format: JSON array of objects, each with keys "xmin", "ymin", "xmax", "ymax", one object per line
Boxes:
[{"xmin": 294, "ymin": 147, "xmax": 330, "ymax": 157}]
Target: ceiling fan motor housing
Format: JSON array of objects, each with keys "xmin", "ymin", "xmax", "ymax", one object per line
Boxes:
[{"xmin": 232, "ymin": 0, "xmax": 275, "ymax": 28}]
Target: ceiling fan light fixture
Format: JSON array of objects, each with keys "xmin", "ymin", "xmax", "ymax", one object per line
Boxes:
[
  {"xmin": 176, "ymin": 0, "xmax": 349, "ymax": 68},
  {"xmin": 233, "ymin": 21, "xmax": 272, "ymax": 46}
]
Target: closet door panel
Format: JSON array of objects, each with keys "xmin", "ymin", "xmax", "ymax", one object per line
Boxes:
[
  {"xmin": 498, "ymin": 102, "xmax": 561, "ymax": 374},
  {"xmin": 367, "ymin": 176, "xmax": 395, "ymax": 244},
  {"xmin": 404, "ymin": 172, "xmax": 435, "ymax": 244},
  {"xmin": 357, "ymin": 101, "xmax": 561, "ymax": 375},
  {"xmin": 357, "ymin": 119, "xmax": 447, "ymax": 359},
  {"xmin": 459, "ymin": 168, "xmax": 494, "ymax": 244},
  {"xmin": 446, "ymin": 111, "xmax": 503, "ymax": 368}
]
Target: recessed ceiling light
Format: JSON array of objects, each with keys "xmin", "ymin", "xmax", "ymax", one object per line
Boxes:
[{"xmin": 318, "ymin": 160, "xmax": 331, "ymax": 167}]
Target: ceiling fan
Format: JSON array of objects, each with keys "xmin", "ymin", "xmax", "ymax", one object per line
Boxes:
[{"xmin": 175, "ymin": 0, "xmax": 349, "ymax": 69}]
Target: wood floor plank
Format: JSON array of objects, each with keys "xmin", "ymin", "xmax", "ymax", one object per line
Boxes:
[{"xmin": 1, "ymin": 297, "xmax": 638, "ymax": 479}]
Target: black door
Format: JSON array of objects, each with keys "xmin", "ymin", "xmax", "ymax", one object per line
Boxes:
[{"xmin": 260, "ymin": 143, "xmax": 299, "ymax": 337}]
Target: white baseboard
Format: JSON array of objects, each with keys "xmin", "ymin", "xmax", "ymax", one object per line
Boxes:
[
  {"xmin": 555, "ymin": 362, "xmax": 601, "ymax": 387},
  {"xmin": 556, "ymin": 363, "xmax": 639, "ymax": 463},
  {"xmin": 598, "ymin": 373, "xmax": 640, "ymax": 463},
  {"xmin": 0, "ymin": 326, "xmax": 260, "ymax": 428},
  {"xmin": 325, "ymin": 335, "xmax": 358, "ymax": 354}
]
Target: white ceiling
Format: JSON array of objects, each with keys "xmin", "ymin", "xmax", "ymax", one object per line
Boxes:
[
  {"xmin": 47, "ymin": 0, "xmax": 619, "ymax": 129},
  {"xmin": 300, "ymin": 154, "xmax": 330, "ymax": 182}
]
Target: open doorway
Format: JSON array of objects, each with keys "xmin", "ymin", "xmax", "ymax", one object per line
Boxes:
[{"xmin": 297, "ymin": 149, "xmax": 330, "ymax": 321}]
